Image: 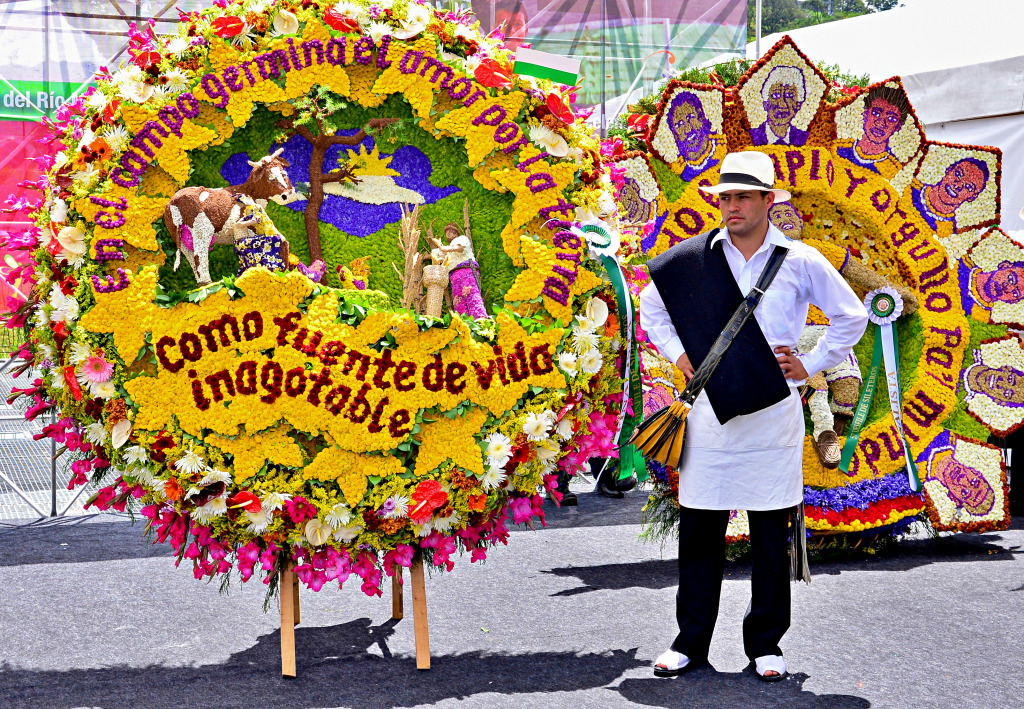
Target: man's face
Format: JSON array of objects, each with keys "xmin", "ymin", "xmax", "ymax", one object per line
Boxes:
[
  {"xmin": 769, "ymin": 203, "xmax": 803, "ymax": 240},
  {"xmin": 670, "ymin": 101, "xmax": 709, "ymax": 158},
  {"xmin": 932, "ymin": 451, "xmax": 995, "ymax": 515},
  {"xmin": 981, "ymin": 262, "xmax": 1024, "ymax": 304},
  {"xmin": 863, "ymin": 98, "xmax": 902, "ymax": 144},
  {"xmin": 496, "ymin": 10, "xmax": 528, "ymax": 50},
  {"xmin": 765, "ymin": 81, "xmax": 801, "ymax": 128},
  {"xmin": 933, "ymin": 160, "xmax": 986, "ymax": 212},
  {"xmin": 719, "ymin": 190, "xmax": 773, "ymax": 238},
  {"xmin": 969, "ymin": 363, "xmax": 1024, "ymax": 405}
]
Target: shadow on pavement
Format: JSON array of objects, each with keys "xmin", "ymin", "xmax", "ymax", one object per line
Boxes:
[
  {"xmin": 544, "ymin": 531, "xmax": 1022, "ymax": 595},
  {"xmin": 614, "ymin": 663, "xmax": 870, "ymax": 708},
  {"xmin": 0, "ymin": 618, "xmax": 648, "ymax": 709},
  {"xmin": 0, "ymin": 515, "xmax": 172, "ymax": 567}
]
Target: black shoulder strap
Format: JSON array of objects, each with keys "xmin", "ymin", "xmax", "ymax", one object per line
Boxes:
[{"xmin": 680, "ymin": 244, "xmax": 789, "ymax": 405}]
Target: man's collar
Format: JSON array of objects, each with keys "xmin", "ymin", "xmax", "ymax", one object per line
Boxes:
[{"xmin": 711, "ymin": 223, "xmax": 790, "ymax": 252}]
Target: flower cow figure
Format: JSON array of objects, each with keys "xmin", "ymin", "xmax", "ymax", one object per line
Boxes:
[{"xmin": 163, "ymin": 148, "xmax": 303, "ymax": 286}]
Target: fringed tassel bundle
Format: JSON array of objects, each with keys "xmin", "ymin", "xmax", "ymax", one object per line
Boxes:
[
  {"xmin": 626, "ymin": 400, "xmax": 691, "ymax": 469},
  {"xmin": 790, "ymin": 502, "xmax": 812, "ymax": 584}
]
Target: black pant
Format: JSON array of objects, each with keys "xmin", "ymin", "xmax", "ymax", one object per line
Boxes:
[{"xmin": 670, "ymin": 505, "xmax": 794, "ymax": 662}]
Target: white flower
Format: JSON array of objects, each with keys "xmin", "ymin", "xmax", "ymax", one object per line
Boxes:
[
  {"xmin": 485, "ymin": 432, "xmax": 513, "ymax": 468},
  {"xmin": 462, "ymin": 54, "xmax": 481, "ymax": 74},
  {"xmin": 555, "ymin": 417, "xmax": 573, "ymax": 441},
  {"xmin": 557, "ymin": 351, "xmax": 578, "ymax": 375},
  {"xmin": 86, "ymin": 422, "xmax": 107, "ymax": 447},
  {"xmin": 405, "ymin": 2, "xmax": 432, "ymax": 25},
  {"xmin": 453, "ymin": 23, "xmax": 473, "ymax": 40},
  {"xmin": 175, "ymin": 448, "xmax": 206, "ymax": 475},
  {"xmin": 88, "ymin": 379, "xmax": 117, "ymax": 400},
  {"xmin": 125, "ymin": 445, "xmax": 148, "ymax": 465},
  {"xmin": 245, "ymin": 508, "xmax": 272, "ymax": 534},
  {"xmin": 366, "ymin": 21, "xmax": 391, "ymax": 43},
  {"xmin": 529, "ymin": 124, "xmax": 569, "ymax": 158},
  {"xmin": 324, "ymin": 502, "xmax": 353, "ymax": 528},
  {"xmin": 112, "ymin": 65, "xmax": 143, "ymax": 88},
  {"xmin": 571, "ymin": 326, "xmax": 599, "ymax": 353},
  {"xmin": 72, "ymin": 164, "xmax": 101, "ymax": 187},
  {"xmin": 586, "ymin": 297, "xmax": 609, "ymax": 329},
  {"xmin": 432, "ymin": 509, "xmax": 460, "ymax": 533},
  {"xmin": 523, "ymin": 411, "xmax": 551, "ymax": 441},
  {"xmin": 103, "ymin": 124, "xmax": 130, "ymax": 153},
  {"xmin": 194, "ymin": 495, "xmax": 228, "ymax": 523},
  {"xmin": 56, "ymin": 225, "xmax": 86, "ymax": 254},
  {"xmin": 535, "ymin": 438, "xmax": 560, "ymax": 460},
  {"xmin": 86, "ymin": 91, "xmax": 108, "ymax": 111},
  {"xmin": 162, "ymin": 69, "xmax": 189, "ymax": 94},
  {"xmin": 165, "ymin": 36, "xmax": 189, "ymax": 56},
  {"xmin": 383, "ymin": 494, "xmax": 409, "ymax": 519},
  {"xmin": 198, "ymin": 467, "xmax": 232, "ymax": 487},
  {"xmin": 262, "ymin": 491, "xmax": 291, "ymax": 512},
  {"xmin": 111, "ymin": 419, "xmax": 132, "ymax": 449},
  {"xmin": 481, "ymin": 465, "xmax": 507, "ymax": 491},
  {"xmin": 230, "ymin": 24, "xmax": 257, "ymax": 49},
  {"xmin": 579, "ymin": 348, "xmax": 603, "ymax": 375},
  {"xmin": 597, "ymin": 190, "xmax": 617, "ymax": 217},
  {"xmin": 575, "ymin": 314, "xmax": 597, "ymax": 333},
  {"xmin": 49, "ymin": 198, "xmax": 68, "ymax": 223},
  {"xmin": 120, "ymin": 80, "xmax": 155, "ymax": 104},
  {"xmin": 67, "ymin": 341, "xmax": 93, "ymax": 366},
  {"xmin": 48, "ymin": 284, "xmax": 79, "ymax": 324},
  {"xmin": 567, "ymin": 146, "xmax": 584, "ymax": 167},
  {"xmin": 273, "ymin": 8, "xmax": 300, "ymax": 35},
  {"xmin": 332, "ymin": 1, "xmax": 361, "ymax": 18},
  {"xmin": 304, "ymin": 518, "xmax": 333, "ymax": 546},
  {"xmin": 394, "ymin": 19, "xmax": 426, "ymax": 39},
  {"xmin": 333, "ymin": 522, "xmax": 364, "ymax": 542}
]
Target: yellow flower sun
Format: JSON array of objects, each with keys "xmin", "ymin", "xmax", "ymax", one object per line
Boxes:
[{"xmin": 346, "ymin": 144, "xmax": 400, "ymax": 177}]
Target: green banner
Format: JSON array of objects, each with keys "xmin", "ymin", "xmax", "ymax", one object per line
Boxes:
[{"xmin": 0, "ymin": 80, "xmax": 82, "ymax": 121}]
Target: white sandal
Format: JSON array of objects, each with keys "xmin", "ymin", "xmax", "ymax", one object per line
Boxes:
[
  {"xmin": 653, "ymin": 649, "xmax": 691, "ymax": 677},
  {"xmin": 754, "ymin": 654, "xmax": 788, "ymax": 682}
]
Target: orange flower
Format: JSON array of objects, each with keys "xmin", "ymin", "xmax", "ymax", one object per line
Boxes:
[
  {"xmin": 468, "ymin": 494, "xmax": 487, "ymax": 512},
  {"xmin": 164, "ymin": 477, "xmax": 183, "ymax": 501}
]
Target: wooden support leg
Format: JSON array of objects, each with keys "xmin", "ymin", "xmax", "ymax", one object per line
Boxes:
[
  {"xmin": 392, "ymin": 568, "xmax": 404, "ymax": 620},
  {"xmin": 410, "ymin": 554, "xmax": 430, "ymax": 670},
  {"xmin": 280, "ymin": 565, "xmax": 297, "ymax": 679},
  {"xmin": 292, "ymin": 570, "xmax": 301, "ymax": 626}
]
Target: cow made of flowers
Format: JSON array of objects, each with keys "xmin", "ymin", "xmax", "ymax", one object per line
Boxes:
[{"xmin": 163, "ymin": 148, "xmax": 304, "ymax": 286}]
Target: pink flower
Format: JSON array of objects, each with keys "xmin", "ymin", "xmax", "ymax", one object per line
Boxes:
[
  {"xmin": 510, "ymin": 496, "xmax": 533, "ymax": 525},
  {"xmin": 81, "ymin": 353, "xmax": 113, "ymax": 383},
  {"xmin": 236, "ymin": 542, "xmax": 260, "ymax": 582},
  {"xmin": 284, "ymin": 496, "xmax": 317, "ymax": 524}
]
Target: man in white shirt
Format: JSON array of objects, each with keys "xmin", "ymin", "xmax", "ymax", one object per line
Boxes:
[{"xmin": 640, "ymin": 151, "xmax": 867, "ymax": 681}]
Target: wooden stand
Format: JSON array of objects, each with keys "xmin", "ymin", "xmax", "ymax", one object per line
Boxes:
[
  {"xmin": 280, "ymin": 564, "xmax": 299, "ymax": 678},
  {"xmin": 278, "ymin": 554, "xmax": 431, "ymax": 676}
]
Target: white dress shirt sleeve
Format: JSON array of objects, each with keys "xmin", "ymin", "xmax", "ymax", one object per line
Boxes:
[
  {"xmin": 639, "ymin": 282, "xmax": 686, "ymax": 365},
  {"xmin": 797, "ymin": 249, "xmax": 869, "ymax": 379}
]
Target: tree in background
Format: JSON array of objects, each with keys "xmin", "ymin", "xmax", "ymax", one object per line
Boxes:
[{"xmin": 747, "ymin": 0, "xmax": 900, "ymax": 41}]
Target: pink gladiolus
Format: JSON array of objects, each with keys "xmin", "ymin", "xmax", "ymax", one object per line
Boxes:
[
  {"xmin": 85, "ymin": 485, "xmax": 116, "ymax": 510},
  {"xmin": 511, "ymin": 496, "xmax": 533, "ymax": 525},
  {"xmin": 471, "ymin": 548, "xmax": 487, "ymax": 563},
  {"xmin": 236, "ymin": 542, "xmax": 260, "ymax": 582}
]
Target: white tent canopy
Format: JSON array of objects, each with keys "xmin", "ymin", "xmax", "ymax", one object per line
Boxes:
[{"xmin": 748, "ymin": 0, "xmax": 1024, "ymax": 228}]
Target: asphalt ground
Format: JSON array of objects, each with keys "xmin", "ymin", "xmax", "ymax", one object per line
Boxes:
[{"xmin": 1, "ymin": 489, "xmax": 1022, "ymax": 709}]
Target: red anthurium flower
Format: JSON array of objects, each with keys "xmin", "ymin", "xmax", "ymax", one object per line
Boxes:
[
  {"xmin": 546, "ymin": 92, "xmax": 574, "ymax": 123},
  {"xmin": 63, "ymin": 366, "xmax": 83, "ymax": 401},
  {"xmin": 132, "ymin": 50, "xmax": 162, "ymax": 71},
  {"xmin": 210, "ymin": 16, "xmax": 246, "ymax": 38},
  {"xmin": 475, "ymin": 58, "xmax": 512, "ymax": 89},
  {"xmin": 227, "ymin": 490, "xmax": 261, "ymax": 513},
  {"xmin": 409, "ymin": 480, "xmax": 448, "ymax": 522},
  {"xmin": 324, "ymin": 9, "xmax": 360, "ymax": 32},
  {"xmin": 103, "ymin": 99, "xmax": 120, "ymax": 124},
  {"xmin": 627, "ymin": 113, "xmax": 651, "ymax": 139}
]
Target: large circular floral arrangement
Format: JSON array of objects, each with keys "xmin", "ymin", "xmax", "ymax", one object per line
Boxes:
[
  {"xmin": 6, "ymin": 0, "xmax": 632, "ymax": 594},
  {"xmin": 608, "ymin": 36, "xmax": 1013, "ymax": 544}
]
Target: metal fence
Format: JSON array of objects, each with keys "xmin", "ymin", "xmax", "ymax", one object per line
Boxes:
[{"xmin": 0, "ymin": 359, "xmax": 99, "ymax": 521}]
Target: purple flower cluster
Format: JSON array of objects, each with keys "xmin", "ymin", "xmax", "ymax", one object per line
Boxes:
[
  {"xmin": 803, "ymin": 471, "xmax": 923, "ymax": 511},
  {"xmin": 93, "ymin": 238, "xmax": 125, "ymax": 261},
  {"xmin": 91, "ymin": 269, "xmax": 130, "ymax": 293}
]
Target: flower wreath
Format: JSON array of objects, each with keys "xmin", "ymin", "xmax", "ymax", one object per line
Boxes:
[
  {"xmin": 9, "ymin": 1, "xmax": 630, "ymax": 596},
  {"xmin": 619, "ymin": 36, "xmax": 1013, "ymax": 539}
]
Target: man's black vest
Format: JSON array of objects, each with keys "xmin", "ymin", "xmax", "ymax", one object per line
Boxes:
[{"xmin": 647, "ymin": 230, "xmax": 790, "ymax": 424}]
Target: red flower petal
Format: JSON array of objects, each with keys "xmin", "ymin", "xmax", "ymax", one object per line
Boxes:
[
  {"xmin": 324, "ymin": 9, "xmax": 360, "ymax": 32},
  {"xmin": 210, "ymin": 15, "xmax": 245, "ymax": 38},
  {"xmin": 475, "ymin": 58, "xmax": 512, "ymax": 89},
  {"xmin": 545, "ymin": 93, "xmax": 574, "ymax": 123},
  {"xmin": 132, "ymin": 50, "xmax": 162, "ymax": 70}
]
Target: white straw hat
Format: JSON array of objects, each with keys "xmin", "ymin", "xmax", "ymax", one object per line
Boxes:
[{"xmin": 698, "ymin": 151, "xmax": 792, "ymax": 202}]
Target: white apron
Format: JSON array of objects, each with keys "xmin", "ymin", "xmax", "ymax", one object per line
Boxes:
[{"xmin": 677, "ymin": 387, "xmax": 804, "ymax": 511}]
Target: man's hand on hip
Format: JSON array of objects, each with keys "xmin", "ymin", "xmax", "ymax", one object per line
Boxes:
[
  {"xmin": 675, "ymin": 353, "xmax": 694, "ymax": 380},
  {"xmin": 774, "ymin": 346, "xmax": 808, "ymax": 380}
]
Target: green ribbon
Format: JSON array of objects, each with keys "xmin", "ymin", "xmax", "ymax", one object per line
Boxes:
[{"xmin": 838, "ymin": 292, "xmax": 920, "ymax": 490}]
